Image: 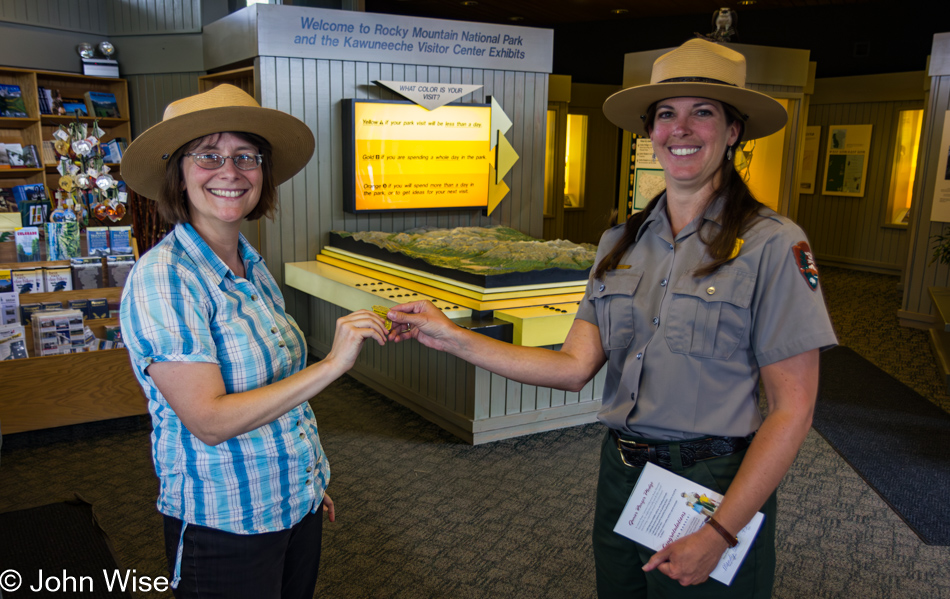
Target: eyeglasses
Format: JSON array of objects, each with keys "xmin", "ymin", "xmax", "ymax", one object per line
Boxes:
[{"xmin": 184, "ymin": 152, "xmax": 263, "ymax": 171}]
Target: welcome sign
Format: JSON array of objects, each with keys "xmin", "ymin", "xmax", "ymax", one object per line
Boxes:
[{"xmin": 205, "ymin": 4, "xmax": 553, "ymax": 73}]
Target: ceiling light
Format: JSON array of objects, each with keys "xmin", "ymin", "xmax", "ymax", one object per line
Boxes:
[
  {"xmin": 737, "ymin": 0, "xmax": 756, "ymax": 4},
  {"xmin": 611, "ymin": 8, "xmax": 629, "ymax": 15},
  {"xmin": 460, "ymin": 1, "xmax": 478, "ymax": 5},
  {"xmin": 509, "ymin": 16, "xmax": 524, "ymax": 21}
]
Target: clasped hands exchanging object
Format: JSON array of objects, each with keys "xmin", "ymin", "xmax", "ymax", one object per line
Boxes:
[{"xmin": 328, "ymin": 300, "xmax": 459, "ymax": 371}]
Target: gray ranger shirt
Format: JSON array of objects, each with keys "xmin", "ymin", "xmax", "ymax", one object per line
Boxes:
[{"xmin": 576, "ymin": 193, "xmax": 837, "ymax": 441}]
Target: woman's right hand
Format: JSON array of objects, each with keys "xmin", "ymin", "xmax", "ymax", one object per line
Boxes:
[
  {"xmin": 324, "ymin": 309, "xmax": 389, "ymax": 373},
  {"xmin": 386, "ymin": 300, "xmax": 457, "ymax": 352}
]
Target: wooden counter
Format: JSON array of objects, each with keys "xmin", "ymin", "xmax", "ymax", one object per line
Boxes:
[{"xmin": 0, "ymin": 287, "xmax": 147, "ymax": 435}]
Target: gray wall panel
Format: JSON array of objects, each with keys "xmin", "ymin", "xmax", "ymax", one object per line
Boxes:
[
  {"xmin": 903, "ymin": 74, "xmax": 950, "ymax": 319},
  {"xmin": 0, "ymin": 0, "xmax": 203, "ymax": 36},
  {"xmin": 104, "ymin": 0, "xmax": 201, "ymax": 35},
  {"xmin": 0, "ymin": 0, "xmax": 107, "ymax": 33},
  {"xmin": 125, "ymin": 72, "xmax": 200, "ymax": 137}
]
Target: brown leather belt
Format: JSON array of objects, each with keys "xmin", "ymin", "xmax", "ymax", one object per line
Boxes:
[{"xmin": 611, "ymin": 429, "xmax": 754, "ymax": 468}]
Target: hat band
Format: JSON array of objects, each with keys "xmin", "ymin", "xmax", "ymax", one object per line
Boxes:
[{"xmin": 659, "ymin": 76, "xmax": 737, "ymax": 86}]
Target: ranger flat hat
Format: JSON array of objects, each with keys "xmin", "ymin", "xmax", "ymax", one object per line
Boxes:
[
  {"xmin": 602, "ymin": 38, "xmax": 787, "ymax": 140},
  {"xmin": 121, "ymin": 84, "xmax": 315, "ymax": 200}
]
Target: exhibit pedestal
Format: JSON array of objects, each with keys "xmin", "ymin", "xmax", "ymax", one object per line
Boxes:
[{"xmin": 286, "ymin": 260, "xmax": 604, "ymax": 444}]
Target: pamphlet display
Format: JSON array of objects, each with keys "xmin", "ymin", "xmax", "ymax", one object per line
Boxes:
[
  {"xmin": 45, "ymin": 221, "xmax": 81, "ymax": 261},
  {"xmin": 0, "ymin": 289, "xmax": 18, "ymax": 325},
  {"xmin": 0, "ymin": 142, "xmax": 24, "ymax": 168},
  {"xmin": 84, "ymin": 91, "xmax": 121, "ymax": 118},
  {"xmin": 0, "ymin": 84, "xmax": 28, "ymax": 117},
  {"xmin": 613, "ymin": 462, "xmax": 764, "ymax": 586},
  {"xmin": 31, "ymin": 308, "xmax": 85, "ymax": 356},
  {"xmin": 86, "ymin": 226, "xmax": 111, "ymax": 256},
  {"xmin": 14, "ymin": 227, "xmax": 41, "ymax": 262},
  {"xmin": 0, "ymin": 324, "xmax": 28, "ymax": 360}
]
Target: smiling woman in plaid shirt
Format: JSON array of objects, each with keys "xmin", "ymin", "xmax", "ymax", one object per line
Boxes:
[{"xmin": 119, "ymin": 85, "xmax": 389, "ymax": 599}]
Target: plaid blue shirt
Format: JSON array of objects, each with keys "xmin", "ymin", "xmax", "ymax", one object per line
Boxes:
[{"xmin": 120, "ymin": 223, "xmax": 329, "ymax": 534}]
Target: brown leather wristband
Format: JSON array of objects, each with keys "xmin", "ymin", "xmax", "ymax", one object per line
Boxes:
[{"xmin": 705, "ymin": 516, "xmax": 738, "ymax": 548}]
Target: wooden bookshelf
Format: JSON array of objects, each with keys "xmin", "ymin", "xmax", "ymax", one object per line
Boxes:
[
  {"xmin": 198, "ymin": 66, "xmax": 255, "ymax": 95},
  {"xmin": 0, "ymin": 66, "xmax": 131, "ymax": 227}
]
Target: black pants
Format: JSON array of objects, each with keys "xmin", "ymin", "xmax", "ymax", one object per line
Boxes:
[
  {"xmin": 163, "ymin": 510, "xmax": 323, "ymax": 599},
  {"xmin": 593, "ymin": 430, "xmax": 777, "ymax": 599}
]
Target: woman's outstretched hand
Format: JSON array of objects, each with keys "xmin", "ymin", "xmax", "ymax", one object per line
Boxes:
[
  {"xmin": 324, "ymin": 309, "xmax": 389, "ymax": 373},
  {"xmin": 386, "ymin": 300, "xmax": 457, "ymax": 352}
]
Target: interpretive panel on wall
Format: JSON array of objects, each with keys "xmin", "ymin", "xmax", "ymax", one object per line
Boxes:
[
  {"xmin": 822, "ymin": 124, "xmax": 872, "ymax": 197},
  {"xmin": 799, "ymin": 125, "xmax": 821, "ymax": 193},
  {"xmin": 633, "ymin": 139, "xmax": 664, "ymax": 211},
  {"xmin": 930, "ymin": 111, "xmax": 950, "ymax": 223},
  {"xmin": 343, "ymin": 100, "xmax": 493, "ymax": 213},
  {"xmin": 250, "ymin": 4, "xmax": 553, "ymax": 73}
]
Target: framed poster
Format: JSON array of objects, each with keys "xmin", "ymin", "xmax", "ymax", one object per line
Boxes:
[
  {"xmin": 930, "ymin": 111, "xmax": 950, "ymax": 223},
  {"xmin": 822, "ymin": 124, "xmax": 872, "ymax": 197},
  {"xmin": 633, "ymin": 138, "xmax": 665, "ymax": 210},
  {"xmin": 799, "ymin": 125, "xmax": 821, "ymax": 193}
]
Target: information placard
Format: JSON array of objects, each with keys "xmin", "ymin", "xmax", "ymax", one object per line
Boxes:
[
  {"xmin": 930, "ymin": 111, "xmax": 950, "ymax": 223},
  {"xmin": 799, "ymin": 125, "xmax": 821, "ymax": 193},
  {"xmin": 343, "ymin": 99, "xmax": 492, "ymax": 213},
  {"xmin": 633, "ymin": 138, "xmax": 664, "ymax": 211},
  {"xmin": 822, "ymin": 124, "xmax": 872, "ymax": 197}
]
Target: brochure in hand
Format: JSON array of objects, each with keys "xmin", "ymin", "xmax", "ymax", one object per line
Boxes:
[{"xmin": 613, "ymin": 462, "xmax": 764, "ymax": 586}]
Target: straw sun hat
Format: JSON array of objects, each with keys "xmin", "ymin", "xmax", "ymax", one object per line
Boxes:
[
  {"xmin": 121, "ymin": 84, "xmax": 315, "ymax": 200},
  {"xmin": 602, "ymin": 38, "xmax": 787, "ymax": 141}
]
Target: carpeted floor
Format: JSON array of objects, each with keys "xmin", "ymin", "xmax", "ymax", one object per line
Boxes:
[
  {"xmin": 1, "ymin": 266, "xmax": 949, "ymax": 599},
  {"xmin": 0, "ymin": 497, "xmax": 132, "ymax": 598},
  {"xmin": 814, "ymin": 345, "xmax": 950, "ymax": 545}
]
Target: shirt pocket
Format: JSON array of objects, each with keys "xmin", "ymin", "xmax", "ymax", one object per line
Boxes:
[
  {"xmin": 665, "ymin": 267, "xmax": 755, "ymax": 360},
  {"xmin": 588, "ymin": 269, "xmax": 643, "ymax": 350}
]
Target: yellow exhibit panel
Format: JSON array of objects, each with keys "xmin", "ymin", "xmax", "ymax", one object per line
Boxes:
[
  {"xmin": 494, "ymin": 303, "xmax": 580, "ymax": 347},
  {"xmin": 564, "ymin": 113, "xmax": 588, "ymax": 208},
  {"xmin": 736, "ymin": 98, "xmax": 788, "ymax": 211},
  {"xmin": 887, "ymin": 108, "xmax": 922, "ymax": 225},
  {"xmin": 346, "ymin": 101, "xmax": 493, "ymax": 211}
]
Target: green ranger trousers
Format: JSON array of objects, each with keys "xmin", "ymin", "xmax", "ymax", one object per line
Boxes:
[{"xmin": 593, "ymin": 430, "xmax": 777, "ymax": 599}]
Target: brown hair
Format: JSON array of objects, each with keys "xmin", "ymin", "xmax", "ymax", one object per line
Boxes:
[
  {"xmin": 157, "ymin": 131, "xmax": 277, "ymax": 225},
  {"xmin": 592, "ymin": 101, "xmax": 764, "ymax": 281}
]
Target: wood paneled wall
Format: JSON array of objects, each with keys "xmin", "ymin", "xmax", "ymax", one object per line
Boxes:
[
  {"xmin": 796, "ymin": 98, "xmax": 921, "ymax": 275},
  {"xmin": 104, "ymin": 0, "xmax": 203, "ymax": 35},
  {"xmin": 0, "ymin": 0, "xmax": 107, "ymax": 33},
  {"xmin": 0, "ymin": 0, "xmax": 208, "ymax": 34},
  {"xmin": 125, "ymin": 72, "xmax": 201, "ymax": 138}
]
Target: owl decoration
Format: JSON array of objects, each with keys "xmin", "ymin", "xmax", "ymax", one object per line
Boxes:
[{"xmin": 709, "ymin": 8, "xmax": 737, "ymax": 42}]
